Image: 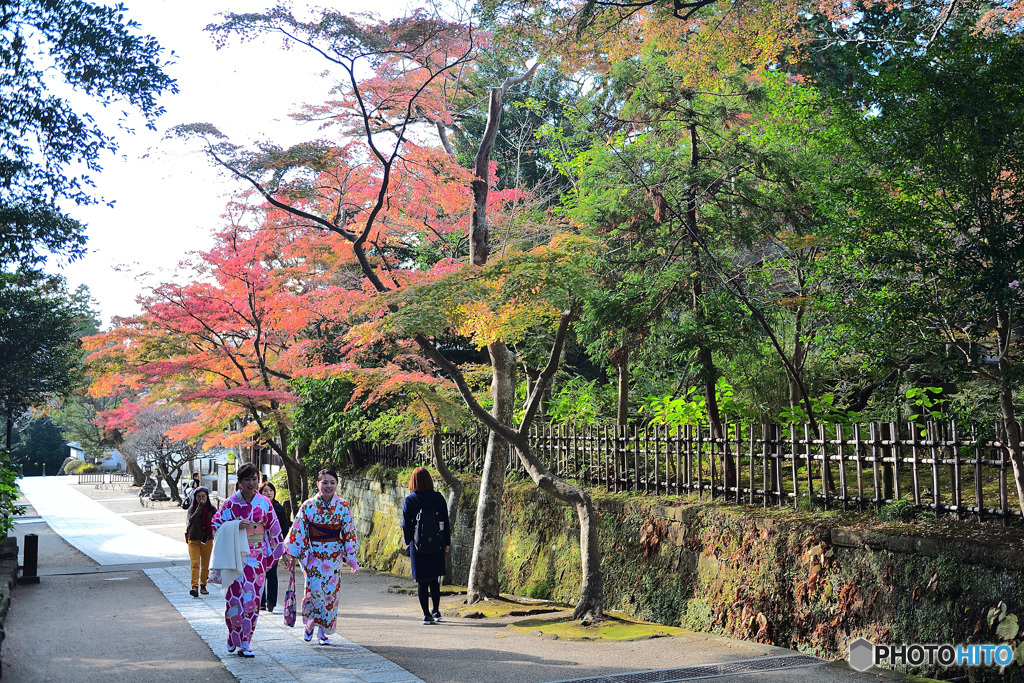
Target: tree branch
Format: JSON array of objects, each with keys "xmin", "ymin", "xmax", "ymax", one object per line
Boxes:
[
  {"xmin": 519, "ymin": 306, "xmax": 575, "ymax": 431},
  {"xmin": 412, "ymin": 333, "xmax": 523, "ymax": 446}
]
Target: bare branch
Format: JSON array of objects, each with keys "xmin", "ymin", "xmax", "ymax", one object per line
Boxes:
[{"xmin": 926, "ymin": 0, "xmax": 958, "ymax": 48}]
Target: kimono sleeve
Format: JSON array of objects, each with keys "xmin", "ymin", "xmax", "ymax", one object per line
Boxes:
[
  {"xmin": 286, "ymin": 501, "xmax": 309, "ymax": 557},
  {"xmin": 211, "ymin": 497, "xmax": 233, "ymax": 532},
  {"xmin": 341, "ymin": 502, "xmax": 359, "ymax": 561}
]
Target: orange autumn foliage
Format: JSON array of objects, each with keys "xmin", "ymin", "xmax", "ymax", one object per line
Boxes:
[{"xmin": 84, "ymin": 220, "xmax": 367, "ymax": 449}]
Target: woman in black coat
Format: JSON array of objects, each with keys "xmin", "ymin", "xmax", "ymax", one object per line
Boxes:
[{"xmin": 401, "ymin": 467, "xmax": 451, "ymax": 625}]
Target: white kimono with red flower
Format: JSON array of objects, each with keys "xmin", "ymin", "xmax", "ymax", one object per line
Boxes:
[{"xmin": 286, "ymin": 495, "xmax": 359, "ymax": 635}]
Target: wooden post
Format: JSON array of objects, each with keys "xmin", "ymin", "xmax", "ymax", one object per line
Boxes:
[
  {"xmin": 854, "ymin": 423, "xmax": 865, "ymax": 511},
  {"xmin": 951, "ymin": 422, "xmax": 963, "ymax": 520},
  {"xmin": 999, "ymin": 421, "xmax": 1009, "ymax": 526},
  {"xmin": 909, "ymin": 420, "xmax": 921, "ymax": 506},
  {"xmin": 819, "ymin": 423, "xmax": 830, "ymax": 511},
  {"xmin": 837, "ymin": 424, "xmax": 847, "ymax": 512},
  {"xmin": 928, "ymin": 422, "xmax": 940, "ymax": 513},
  {"xmin": 697, "ymin": 424, "xmax": 704, "ymax": 501},
  {"xmin": 890, "ymin": 421, "xmax": 902, "ymax": 502},
  {"xmin": 790, "ymin": 424, "xmax": 799, "ymax": 509}
]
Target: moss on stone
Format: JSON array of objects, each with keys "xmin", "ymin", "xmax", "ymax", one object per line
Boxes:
[
  {"xmin": 508, "ymin": 613, "xmax": 689, "ymax": 641},
  {"xmin": 447, "ymin": 595, "xmax": 567, "ymax": 619}
]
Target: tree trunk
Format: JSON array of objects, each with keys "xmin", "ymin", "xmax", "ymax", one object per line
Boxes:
[
  {"xmin": 166, "ymin": 467, "xmax": 182, "ymax": 503},
  {"xmin": 265, "ymin": 423, "xmax": 307, "ymax": 512},
  {"xmin": 996, "ymin": 309, "xmax": 1024, "ymax": 517},
  {"xmin": 431, "ymin": 430, "xmax": 463, "ymax": 586},
  {"xmin": 282, "ymin": 457, "xmax": 304, "ymax": 514},
  {"xmin": 127, "ymin": 458, "xmax": 145, "ymax": 487},
  {"xmin": 468, "ymin": 65, "xmax": 537, "ymax": 267},
  {"xmin": 614, "ymin": 348, "xmax": 629, "ymax": 475},
  {"xmin": 282, "ymin": 439, "xmax": 310, "ymax": 513},
  {"xmin": 616, "ymin": 348, "xmax": 629, "ymax": 427},
  {"xmin": 699, "ymin": 344, "xmax": 722, "ymax": 438},
  {"xmin": 464, "ymin": 65, "xmax": 537, "ymax": 602},
  {"xmin": 470, "ymin": 87, "xmax": 500, "ymax": 266},
  {"xmin": 699, "ymin": 342, "xmax": 734, "ymax": 489},
  {"xmin": 685, "ymin": 120, "xmax": 731, "ymax": 488},
  {"xmin": 524, "ymin": 366, "xmax": 540, "ymax": 415},
  {"xmin": 786, "ymin": 304, "xmax": 836, "ymax": 492},
  {"xmin": 416, "ymin": 308, "xmax": 603, "ymax": 620},
  {"xmin": 513, "ymin": 442, "xmax": 603, "ymax": 620},
  {"xmin": 999, "ymin": 386, "xmax": 1024, "ymax": 518},
  {"xmin": 788, "ymin": 309, "xmax": 805, "ymax": 410},
  {"xmin": 467, "ymin": 341, "xmax": 516, "ymax": 602}
]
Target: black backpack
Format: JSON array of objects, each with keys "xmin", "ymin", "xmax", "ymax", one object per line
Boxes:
[{"xmin": 413, "ymin": 501, "xmax": 444, "ymax": 554}]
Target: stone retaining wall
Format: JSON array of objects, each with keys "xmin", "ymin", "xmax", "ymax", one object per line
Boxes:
[
  {"xmin": 338, "ymin": 477, "xmax": 476, "ymax": 585},
  {"xmin": 340, "ymin": 474, "xmax": 1024, "ymax": 680},
  {"xmin": 338, "ymin": 477, "xmax": 410, "ymax": 577},
  {"xmin": 0, "ymin": 537, "xmax": 18, "ymax": 676}
]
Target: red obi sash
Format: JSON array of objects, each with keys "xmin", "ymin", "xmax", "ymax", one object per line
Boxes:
[{"xmin": 308, "ymin": 522, "xmax": 342, "ymax": 543}]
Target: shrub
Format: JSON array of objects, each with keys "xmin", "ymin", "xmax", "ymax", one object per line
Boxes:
[
  {"xmin": 62, "ymin": 459, "xmax": 87, "ymax": 474},
  {"xmin": 0, "ymin": 450, "xmax": 25, "ymax": 542},
  {"xmin": 366, "ymin": 463, "xmax": 399, "ymax": 486},
  {"xmin": 878, "ymin": 498, "xmax": 919, "ymax": 523}
]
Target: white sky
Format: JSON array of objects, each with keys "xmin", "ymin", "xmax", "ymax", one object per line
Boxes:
[{"xmin": 57, "ymin": 0, "xmax": 411, "ymax": 327}]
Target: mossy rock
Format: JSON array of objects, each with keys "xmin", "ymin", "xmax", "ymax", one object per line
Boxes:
[{"xmin": 508, "ymin": 612, "xmax": 690, "ymax": 642}]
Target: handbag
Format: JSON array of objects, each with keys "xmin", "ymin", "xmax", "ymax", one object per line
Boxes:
[
  {"xmin": 283, "ymin": 567, "xmax": 297, "ymax": 627},
  {"xmin": 207, "ymin": 568, "xmax": 222, "ymax": 585}
]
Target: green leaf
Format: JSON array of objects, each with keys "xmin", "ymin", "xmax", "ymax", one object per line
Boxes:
[{"xmin": 997, "ymin": 613, "xmax": 1019, "ymax": 641}]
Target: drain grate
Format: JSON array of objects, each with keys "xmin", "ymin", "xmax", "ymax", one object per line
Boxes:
[{"xmin": 544, "ymin": 654, "xmax": 824, "ymax": 683}]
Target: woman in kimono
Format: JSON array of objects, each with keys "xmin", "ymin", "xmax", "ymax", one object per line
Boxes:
[
  {"xmin": 282, "ymin": 468, "xmax": 359, "ymax": 645},
  {"xmin": 212, "ymin": 462, "xmax": 284, "ymax": 658}
]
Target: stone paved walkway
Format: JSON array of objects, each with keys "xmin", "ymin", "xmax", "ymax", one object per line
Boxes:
[{"xmin": 147, "ymin": 565, "xmax": 421, "ymax": 683}]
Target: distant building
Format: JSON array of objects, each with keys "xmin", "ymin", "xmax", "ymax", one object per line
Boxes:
[
  {"xmin": 96, "ymin": 449, "xmax": 126, "ymax": 471},
  {"xmin": 66, "ymin": 442, "xmax": 127, "ymax": 471},
  {"xmin": 67, "ymin": 442, "xmax": 85, "ymax": 461}
]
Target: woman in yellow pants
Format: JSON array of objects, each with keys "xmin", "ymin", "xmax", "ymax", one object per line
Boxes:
[{"xmin": 186, "ymin": 486, "xmax": 215, "ymax": 596}]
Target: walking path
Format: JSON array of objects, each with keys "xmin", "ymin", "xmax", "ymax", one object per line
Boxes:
[
  {"xmin": 17, "ymin": 477, "xmax": 187, "ymax": 564},
  {"xmin": 3, "ymin": 495, "xmax": 233, "ymax": 683},
  {"xmin": 10, "ymin": 476, "xmax": 927, "ymax": 683}
]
